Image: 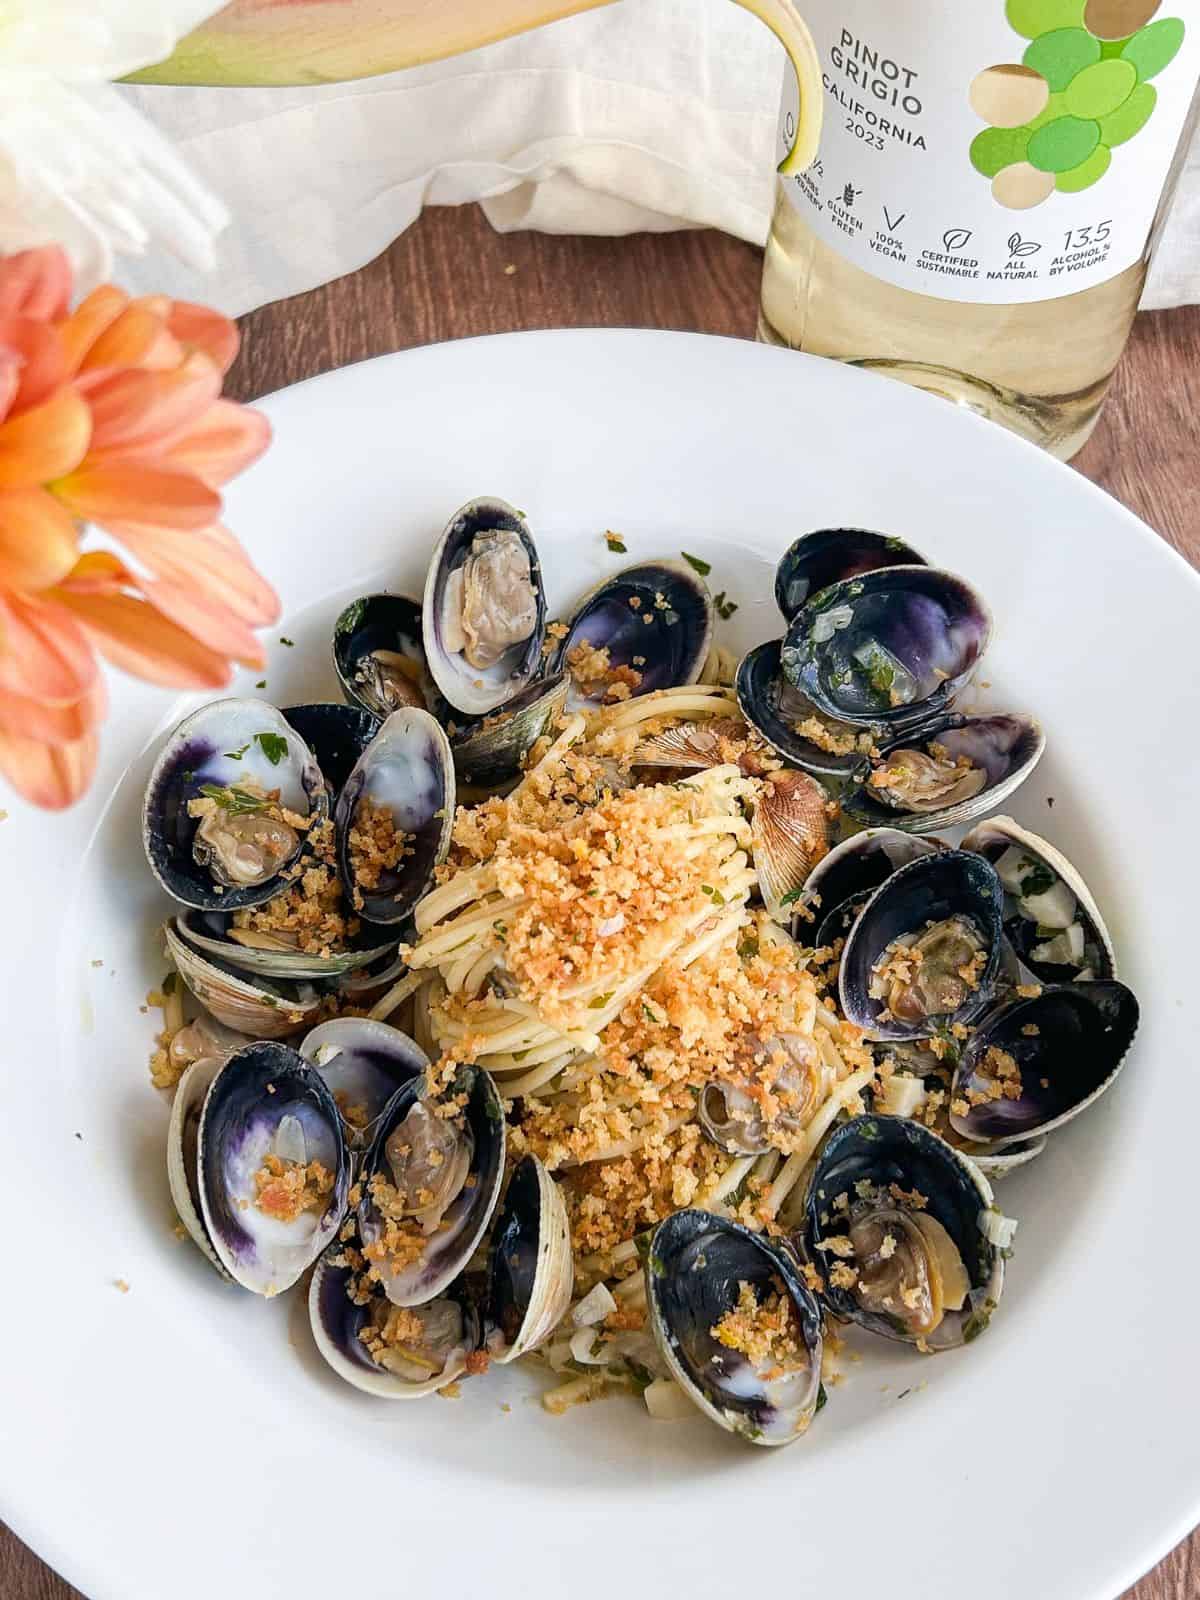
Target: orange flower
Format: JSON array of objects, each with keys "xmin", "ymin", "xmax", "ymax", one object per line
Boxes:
[{"xmin": 0, "ymin": 247, "xmax": 276, "ymax": 810}]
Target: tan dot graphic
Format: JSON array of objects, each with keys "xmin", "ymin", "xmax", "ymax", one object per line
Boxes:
[
  {"xmin": 1083, "ymin": 0, "xmax": 1161, "ymax": 39},
  {"xmin": 992, "ymin": 162, "xmax": 1057, "ymax": 208},
  {"xmin": 969, "ymin": 64, "xmax": 1051, "ymax": 126}
]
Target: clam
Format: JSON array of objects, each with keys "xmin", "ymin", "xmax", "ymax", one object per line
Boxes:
[
  {"xmin": 646, "ymin": 1210, "xmax": 824, "ymax": 1446},
  {"xmin": 164, "ymin": 917, "xmax": 325, "ymax": 1038},
  {"xmin": 166, "ymin": 1056, "xmax": 232, "ymax": 1280},
  {"xmin": 334, "ymin": 707, "xmax": 455, "ymax": 925},
  {"xmin": 962, "ymin": 816, "xmax": 1116, "ymax": 983},
  {"xmin": 332, "ymin": 594, "xmax": 429, "ymax": 719},
  {"xmin": 949, "ymin": 980, "xmax": 1138, "ymax": 1147},
  {"xmin": 423, "ymin": 497, "xmax": 546, "ymax": 716},
  {"xmin": 698, "ymin": 1031, "xmax": 828, "ymax": 1157},
  {"xmin": 839, "ymin": 850, "xmax": 1004, "ymax": 1041},
  {"xmin": 448, "ymin": 672, "xmax": 569, "ymax": 787},
  {"xmin": 357, "ymin": 1064, "xmax": 505, "ymax": 1308},
  {"xmin": 309, "ymin": 1261, "xmax": 480, "ymax": 1399},
  {"xmin": 735, "ymin": 640, "xmax": 879, "ymax": 780},
  {"xmin": 752, "ymin": 768, "xmax": 831, "ymax": 920},
  {"xmin": 550, "ymin": 560, "xmax": 713, "ymax": 711},
  {"xmin": 794, "ymin": 828, "xmax": 941, "ymax": 945},
  {"xmin": 775, "ymin": 527, "xmax": 927, "ymax": 623},
  {"xmin": 484, "ymin": 1154, "xmax": 574, "ymax": 1362},
  {"xmin": 143, "ymin": 699, "xmax": 329, "ymax": 911},
  {"xmin": 194, "ymin": 1041, "xmax": 351, "ymax": 1296},
  {"xmin": 175, "ymin": 905, "xmax": 396, "ymax": 982},
  {"xmin": 843, "ymin": 714, "xmax": 1045, "ymax": 834},
  {"xmin": 299, "ymin": 1017, "xmax": 428, "ymax": 1148},
  {"xmin": 281, "ymin": 701, "xmax": 380, "ymax": 798},
  {"xmin": 803, "ymin": 1115, "xmax": 1006, "ymax": 1350},
  {"xmin": 781, "ymin": 567, "xmax": 991, "ymax": 734}
]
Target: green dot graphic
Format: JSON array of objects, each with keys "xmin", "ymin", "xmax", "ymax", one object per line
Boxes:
[
  {"xmin": 970, "ymin": 124, "xmax": 1033, "ymax": 176},
  {"xmin": 1006, "ymin": 0, "xmax": 1087, "ymax": 40},
  {"xmin": 1122, "ymin": 17, "xmax": 1186, "ymax": 81},
  {"xmin": 1099, "ymin": 35, "xmax": 1132, "ymax": 58},
  {"xmin": 1024, "ymin": 28, "xmax": 1101, "ymax": 91},
  {"xmin": 1027, "ymin": 114, "xmax": 1101, "ymax": 171},
  {"xmin": 1098, "ymin": 79, "xmax": 1156, "ymax": 142},
  {"xmin": 1065, "ymin": 57, "xmax": 1138, "ymax": 115},
  {"xmin": 1055, "ymin": 143, "xmax": 1113, "ymax": 190},
  {"xmin": 1026, "ymin": 90, "xmax": 1070, "ymax": 129}
]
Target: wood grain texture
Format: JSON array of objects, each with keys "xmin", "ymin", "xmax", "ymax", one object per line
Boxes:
[{"xmin": 6, "ymin": 203, "xmax": 1196, "ymax": 1600}]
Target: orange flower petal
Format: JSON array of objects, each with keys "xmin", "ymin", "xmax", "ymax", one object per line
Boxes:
[
  {"xmin": 0, "ymin": 316, "xmax": 70, "ymax": 415},
  {"xmin": 83, "ymin": 353, "xmax": 223, "ymax": 456},
  {"xmin": 0, "ymin": 247, "xmax": 71, "ymax": 321},
  {"xmin": 110, "ymin": 520, "xmax": 280, "ymax": 627},
  {"xmin": 140, "ymin": 577, "xmax": 267, "ymax": 669},
  {"xmin": 0, "ymin": 352, "xmax": 17, "ymax": 424},
  {"xmin": 167, "ymin": 300, "xmax": 239, "ymax": 375},
  {"xmin": 0, "ymin": 589, "xmax": 98, "ymax": 702},
  {"xmin": 58, "ymin": 549, "xmax": 128, "ymax": 593},
  {"xmin": 57, "ymin": 286, "xmax": 128, "ymax": 376},
  {"xmin": 50, "ymin": 462, "xmax": 219, "ymax": 530},
  {"xmin": 0, "ymin": 488, "xmax": 80, "ymax": 591},
  {"xmin": 50, "ymin": 589, "xmax": 235, "ymax": 689},
  {"xmin": 0, "ymin": 386, "xmax": 91, "ymax": 490},
  {"xmin": 159, "ymin": 400, "xmax": 272, "ymax": 489},
  {"xmin": 0, "ymin": 726, "xmax": 99, "ymax": 809},
  {"xmin": 0, "ymin": 673, "xmax": 106, "ymax": 745},
  {"xmin": 77, "ymin": 304, "xmax": 169, "ymax": 374}
]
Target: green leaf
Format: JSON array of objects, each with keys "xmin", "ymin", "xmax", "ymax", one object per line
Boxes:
[
  {"xmin": 1018, "ymin": 862, "xmax": 1055, "ymax": 898},
  {"xmin": 223, "ymin": 742, "xmax": 251, "ymax": 761},
  {"xmin": 779, "ymin": 885, "xmax": 804, "ymax": 907},
  {"xmin": 605, "ymin": 532, "xmax": 627, "ymax": 554},
  {"xmin": 588, "ymin": 991, "xmax": 614, "ymax": 1010},
  {"xmin": 713, "ymin": 590, "xmax": 739, "ymax": 620},
  {"xmin": 681, "ymin": 551, "xmax": 712, "ymax": 577},
  {"xmin": 256, "ymin": 731, "xmax": 288, "ymax": 766},
  {"xmin": 199, "ymin": 783, "xmax": 269, "ymax": 816}
]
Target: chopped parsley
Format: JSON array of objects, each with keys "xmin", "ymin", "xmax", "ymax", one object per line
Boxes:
[
  {"xmin": 255, "ymin": 731, "xmax": 288, "ymax": 766},
  {"xmin": 199, "ymin": 783, "xmax": 269, "ymax": 815},
  {"xmin": 605, "ymin": 532, "xmax": 627, "ymax": 554},
  {"xmin": 492, "ymin": 921, "xmax": 507, "ymax": 941},
  {"xmin": 223, "ymin": 741, "xmax": 251, "ymax": 761},
  {"xmin": 588, "ymin": 991, "xmax": 614, "ymax": 1009},
  {"xmin": 713, "ymin": 590, "xmax": 739, "ymax": 620},
  {"xmin": 779, "ymin": 886, "xmax": 804, "ymax": 908},
  {"xmin": 1018, "ymin": 862, "xmax": 1055, "ymax": 898},
  {"xmin": 701, "ymin": 884, "xmax": 726, "ymax": 905},
  {"xmin": 279, "ymin": 636, "xmax": 295, "ymax": 648},
  {"xmin": 255, "ymin": 679, "xmax": 267, "ymax": 690},
  {"xmin": 681, "ymin": 550, "xmax": 711, "ymax": 577}
]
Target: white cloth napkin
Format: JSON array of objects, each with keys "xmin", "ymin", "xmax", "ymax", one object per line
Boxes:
[{"xmin": 120, "ymin": 0, "xmax": 1199, "ymax": 317}]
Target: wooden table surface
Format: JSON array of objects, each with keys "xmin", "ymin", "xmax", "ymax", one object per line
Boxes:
[{"xmin": 5, "ymin": 204, "xmax": 1197, "ymax": 1600}]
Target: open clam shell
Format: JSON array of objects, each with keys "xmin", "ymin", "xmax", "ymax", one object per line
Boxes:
[
  {"xmin": 843, "ymin": 714, "xmax": 1046, "ymax": 835},
  {"xmin": 299, "ymin": 1017, "xmax": 428, "ymax": 1148},
  {"xmin": 332, "ymin": 593, "xmax": 429, "ymax": 720},
  {"xmin": 282, "ymin": 702, "xmax": 380, "ymax": 798},
  {"xmin": 646, "ymin": 1210, "xmax": 824, "ymax": 1446},
  {"xmin": 334, "ymin": 707, "xmax": 455, "ymax": 925},
  {"xmin": 309, "ymin": 1261, "xmax": 480, "ymax": 1399},
  {"xmin": 143, "ymin": 699, "xmax": 329, "ymax": 912},
  {"xmin": 752, "ymin": 769, "xmax": 831, "ymax": 920},
  {"xmin": 357, "ymin": 1065, "xmax": 505, "ymax": 1308},
  {"xmin": 962, "ymin": 816, "xmax": 1116, "ymax": 983},
  {"xmin": 166, "ymin": 1057, "xmax": 232, "ymax": 1280},
  {"xmin": 176, "ymin": 906, "xmax": 397, "ymax": 982},
  {"xmin": 950, "ymin": 980, "xmax": 1138, "ymax": 1148},
  {"xmin": 838, "ymin": 850, "xmax": 1005, "ymax": 1041},
  {"xmin": 449, "ymin": 672, "xmax": 568, "ymax": 787},
  {"xmin": 164, "ymin": 918, "xmax": 325, "ymax": 1037},
  {"xmin": 485, "ymin": 1154, "xmax": 574, "ymax": 1362},
  {"xmin": 795, "ymin": 829, "xmax": 942, "ymax": 940},
  {"xmin": 423, "ymin": 496, "xmax": 546, "ymax": 716},
  {"xmin": 775, "ymin": 528, "xmax": 927, "ymax": 623},
  {"xmin": 196, "ymin": 1042, "xmax": 351, "ymax": 1297},
  {"xmin": 804, "ymin": 1115, "xmax": 1006, "ymax": 1351},
  {"xmin": 735, "ymin": 640, "xmax": 877, "ymax": 781},
  {"xmin": 551, "ymin": 560, "xmax": 713, "ymax": 711},
  {"xmin": 781, "ymin": 567, "xmax": 991, "ymax": 734}
]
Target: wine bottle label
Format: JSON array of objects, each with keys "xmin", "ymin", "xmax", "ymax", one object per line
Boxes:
[{"xmin": 777, "ymin": 0, "xmax": 1200, "ymax": 303}]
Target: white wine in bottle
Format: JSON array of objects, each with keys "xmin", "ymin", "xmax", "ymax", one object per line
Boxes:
[{"xmin": 758, "ymin": 0, "xmax": 1200, "ymax": 458}]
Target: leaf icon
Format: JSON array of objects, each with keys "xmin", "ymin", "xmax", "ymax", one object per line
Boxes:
[
  {"xmin": 1013, "ymin": 241, "xmax": 1041, "ymax": 257},
  {"xmin": 943, "ymin": 228, "xmax": 972, "ymax": 251},
  {"xmin": 1008, "ymin": 232, "xmax": 1021, "ymax": 252}
]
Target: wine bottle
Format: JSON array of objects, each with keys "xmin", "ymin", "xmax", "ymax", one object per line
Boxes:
[{"xmin": 758, "ymin": 0, "xmax": 1200, "ymax": 458}]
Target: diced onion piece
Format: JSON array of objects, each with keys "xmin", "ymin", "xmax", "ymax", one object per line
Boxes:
[
  {"xmin": 569, "ymin": 1327, "xmax": 610, "ymax": 1366},
  {"xmin": 643, "ymin": 1379, "xmax": 696, "ymax": 1422},
  {"xmin": 995, "ymin": 846, "xmax": 1036, "ymax": 895},
  {"xmin": 1018, "ymin": 879, "xmax": 1076, "ymax": 931},
  {"xmin": 1031, "ymin": 922, "xmax": 1085, "ymax": 967},
  {"xmin": 571, "ymin": 1282, "xmax": 618, "ymax": 1327},
  {"xmin": 980, "ymin": 1208, "xmax": 1018, "ymax": 1249},
  {"xmin": 877, "ymin": 1073, "xmax": 927, "ymax": 1118}
]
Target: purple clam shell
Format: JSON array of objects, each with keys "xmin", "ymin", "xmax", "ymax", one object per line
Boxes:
[{"xmin": 775, "ymin": 527, "xmax": 927, "ymax": 622}]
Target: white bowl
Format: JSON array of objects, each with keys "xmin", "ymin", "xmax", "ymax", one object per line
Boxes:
[{"xmin": 2, "ymin": 331, "xmax": 1195, "ymax": 1600}]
